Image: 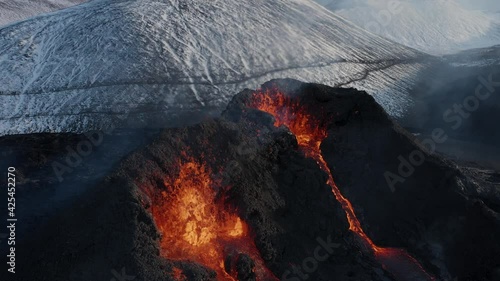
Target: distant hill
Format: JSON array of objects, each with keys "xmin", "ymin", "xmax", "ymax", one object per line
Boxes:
[{"xmin": 316, "ymin": 0, "xmax": 500, "ymax": 55}]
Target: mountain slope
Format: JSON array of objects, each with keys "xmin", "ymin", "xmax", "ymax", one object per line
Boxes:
[
  {"xmin": 456, "ymin": 0, "xmax": 500, "ymax": 12},
  {"xmin": 0, "ymin": 0, "xmax": 430, "ymax": 135},
  {"xmin": 316, "ymin": 0, "xmax": 500, "ymax": 55},
  {"xmin": 0, "ymin": 0, "xmax": 86, "ymax": 27}
]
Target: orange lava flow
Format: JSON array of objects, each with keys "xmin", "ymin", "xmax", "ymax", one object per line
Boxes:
[
  {"xmin": 249, "ymin": 90, "xmax": 435, "ymax": 281},
  {"xmin": 144, "ymin": 156, "xmax": 277, "ymax": 281}
]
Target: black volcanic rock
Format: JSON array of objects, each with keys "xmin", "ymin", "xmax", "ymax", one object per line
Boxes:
[
  {"xmin": 110, "ymin": 114, "xmax": 371, "ymax": 280},
  {"xmin": 3, "ymin": 79, "xmax": 499, "ymax": 281},
  {"xmin": 235, "ymin": 254, "xmax": 256, "ymax": 281},
  {"xmin": 226, "ymin": 79, "xmax": 500, "ymax": 280},
  {"xmin": 237, "ymin": 79, "xmax": 500, "ymax": 281}
]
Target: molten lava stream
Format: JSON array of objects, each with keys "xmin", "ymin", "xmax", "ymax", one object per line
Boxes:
[
  {"xmin": 249, "ymin": 90, "xmax": 435, "ymax": 281},
  {"xmin": 144, "ymin": 158, "xmax": 277, "ymax": 281}
]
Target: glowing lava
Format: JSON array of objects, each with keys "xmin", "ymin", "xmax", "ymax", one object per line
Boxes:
[
  {"xmin": 143, "ymin": 156, "xmax": 277, "ymax": 281},
  {"xmin": 249, "ymin": 89, "xmax": 435, "ymax": 281}
]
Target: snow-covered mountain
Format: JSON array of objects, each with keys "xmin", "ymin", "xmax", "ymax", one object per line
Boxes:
[
  {"xmin": 316, "ymin": 0, "xmax": 500, "ymax": 55},
  {"xmin": 456, "ymin": 0, "xmax": 500, "ymax": 12},
  {"xmin": 0, "ymin": 0, "xmax": 431, "ymax": 136},
  {"xmin": 0, "ymin": 0, "xmax": 86, "ymax": 27}
]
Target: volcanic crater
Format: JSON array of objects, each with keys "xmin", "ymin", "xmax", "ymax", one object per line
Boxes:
[{"xmin": 10, "ymin": 79, "xmax": 500, "ymax": 281}]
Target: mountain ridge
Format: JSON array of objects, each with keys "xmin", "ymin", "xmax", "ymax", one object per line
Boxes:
[{"xmin": 0, "ymin": 0, "xmax": 431, "ymax": 135}]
